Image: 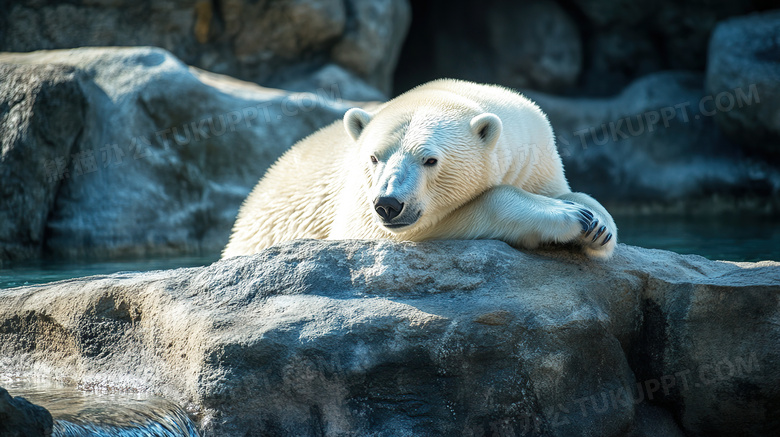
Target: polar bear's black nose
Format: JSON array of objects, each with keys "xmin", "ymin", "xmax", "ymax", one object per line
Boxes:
[{"xmin": 374, "ymin": 197, "xmax": 404, "ymax": 221}]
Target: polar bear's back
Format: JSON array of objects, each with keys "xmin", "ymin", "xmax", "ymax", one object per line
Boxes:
[
  {"xmin": 222, "ymin": 121, "xmax": 349, "ymax": 257},
  {"xmin": 413, "ymin": 79, "xmax": 548, "ymax": 122}
]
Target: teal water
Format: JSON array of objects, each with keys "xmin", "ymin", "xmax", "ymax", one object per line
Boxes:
[
  {"xmin": 0, "ymin": 215, "xmax": 778, "ymax": 290},
  {"xmin": 614, "ymin": 214, "xmax": 779, "ymax": 263},
  {"xmin": 0, "ymin": 254, "xmax": 219, "ymax": 289}
]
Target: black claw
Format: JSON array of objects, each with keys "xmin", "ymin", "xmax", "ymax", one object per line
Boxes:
[
  {"xmin": 578, "ymin": 209, "xmax": 594, "ymax": 221},
  {"xmin": 601, "ymin": 233, "xmax": 613, "ymax": 246},
  {"xmin": 592, "ymin": 225, "xmax": 607, "ymax": 242},
  {"xmin": 585, "ymin": 219, "xmax": 598, "ymax": 237},
  {"xmin": 577, "ymin": 210, "xmax": 593, "ymax": 232}
]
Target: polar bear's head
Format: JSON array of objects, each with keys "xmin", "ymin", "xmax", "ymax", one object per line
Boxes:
[{"xmin": 343, "ymin": 99, "xmax": 503, "ymax": 234}]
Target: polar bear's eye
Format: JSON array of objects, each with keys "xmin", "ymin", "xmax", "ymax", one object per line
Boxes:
[
  {"xmin": 424, "ymin": 158, "xmax": 438, "ymax": 166},
  {"xmin": 370, "ymin": 156, "xmax": 378, "ymax": 164}
]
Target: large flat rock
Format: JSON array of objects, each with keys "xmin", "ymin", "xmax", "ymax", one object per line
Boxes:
[{"xmin": 1, "ymin": 240, "xmax": 777, "ymax": 436}]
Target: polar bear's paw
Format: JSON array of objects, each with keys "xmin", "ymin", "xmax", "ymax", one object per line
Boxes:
[
  {"xmin": 561, "ymin": 201, "xmax": 616, "ymax": 259},
  {"xmin": 576, "ymin": 208, "xmax": 613, "ymax": 245},
  {"xmin": 538, "ymin": 200, "xmax": 596, "ymax": 243}
]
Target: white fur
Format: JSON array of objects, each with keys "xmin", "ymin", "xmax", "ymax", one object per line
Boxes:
[{"xmin": 223, "ymin": 79, "xmax": 617, "ymax": 259}]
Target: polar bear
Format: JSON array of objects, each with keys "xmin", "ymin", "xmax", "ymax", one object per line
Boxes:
[{"xmin": 223, "ymin": 79, "xmax": 617, "ymax": 259}]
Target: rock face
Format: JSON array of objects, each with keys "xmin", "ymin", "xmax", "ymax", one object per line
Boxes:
[
  {"xmin": 706, "ymin": 10, "xmax": 780, "ymax": 159},
  {"xmin": 0, "ymin": 47, "xmax": 364, "ymax": 261},
  {"xmin": 1, "ymin": 240, "xmax": 778, "ymax": 436},
  {"xmin": 0, "ymin": 386, "xmax": 53, "ymax": 437},
  {"xmin": 1, "ymin": 0, "xmax": 410, "ymax": 96},
  {"xmin": 526, "ymin": 72, "xmax": 780, "ymax": 211},
  {"xmin": 568, "ymin": 0, "xmax": 752, "ymax": 96},
  {"xmin": 0, "ymin": 64, "xmax": 87, "ymax": 264}
]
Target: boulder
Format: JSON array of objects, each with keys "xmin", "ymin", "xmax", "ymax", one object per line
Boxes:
[
  {"xmin": 706, "ymin": 10, "xmax": 780, "ymax": 160},
  {"xmin": 0, "ymin": 386, "xmax": 53, "ymax": 437},
  {"xmin": 281, "ymin": 63, "xmax": 388, "ymax": 102},
  {"xmin": 329, "ymin": 0, "xmax": 412, "ymax": 96},
  {"xmin": 0, "ymin": 64, "xmax": 86, "ymax": 265},
  {"xmin": 0, "ymin": 0, "xmax": 410, "ymax": 96},
  {"xmin": 525, "ymin": 71, "xmax": 780, "ymax": 212},
  {"xmin": 1, "ymin": 240, "xmax": 778, "ymax": 436},
  {"xmin": 0, "ymin": 47, "xmax": 367, "ymax": 261}
]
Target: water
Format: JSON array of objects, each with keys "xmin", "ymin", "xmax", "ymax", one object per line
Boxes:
[
  {"xmin": 614, "ymin": 214, "xmax": 779, "ymax": 263},
  {"xmin": 1, "ymin": 375, "xmax": 201, "ymax": 437},
  {"xmin": 0, "ymin": 254, "xmax": 219, "ymax": 289}
]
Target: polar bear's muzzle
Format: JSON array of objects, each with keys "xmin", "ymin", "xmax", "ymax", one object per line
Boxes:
[
  {"xmin": 374, "ymin": 196, "xmax": 404, "ymax": 221},
  {"xmin": 372, "ymin": 196, "xmax": 421, "ymax": 230},
  {"xmin": 371, "ymin": 156, "xmax": 424, "ymax": 230}
]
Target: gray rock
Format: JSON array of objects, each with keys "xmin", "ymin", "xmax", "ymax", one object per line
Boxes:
[
  {"xmin": 330, "ymin": 0, "xmax": 412, "ymax": 96},
  {"xmin": 706, "ymin": 10, "xmax": 780, "ymax": 159},
  {"xmin": 281, "ymin": 63, "xmax": 388, "ymax": 102},
  {"xmin": 0, "ymin": 0, "xmax": 410, "ymax": 95},
  {"xmin": 1, "ymin": 240, "xmax": 778, "ymax": 436},
  {"xmin": 0, "ymin": 64, "xmax": 86, "ymax": 265},
  {"xmin": 525, "ymin": 71, "xmax": 780, "ymax": 212},
  {"xmin": 0, "ymin": 386, "xmax": 53, "ymax": 437},
  {"xmin": 0, "ymin": 47, "xmax": 362, "ymax": 260}
]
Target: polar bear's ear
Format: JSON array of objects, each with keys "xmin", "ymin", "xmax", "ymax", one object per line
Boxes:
[
  {"xmin": 344, "ymin": 108, "xmax": 373, "ymax": 141},
  {"xmin": 470, "ymin": 113, "xmax": 502, "ymax": 147}
]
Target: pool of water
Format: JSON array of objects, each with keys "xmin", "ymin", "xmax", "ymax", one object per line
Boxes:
[
  {"xmin": 0, "ymin": 215, "xmax": 777, "ymax": 290},
  {"xmin": 0, "ymin": 254, "xmax": 219, "ymax": 289},
  {"xmin": 614, "ymin": 214, "xmax": 779, "ymax": 263},
  {"xmin": 1, "ymin": 375, "xmax": 200, "ymax": 437}
]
